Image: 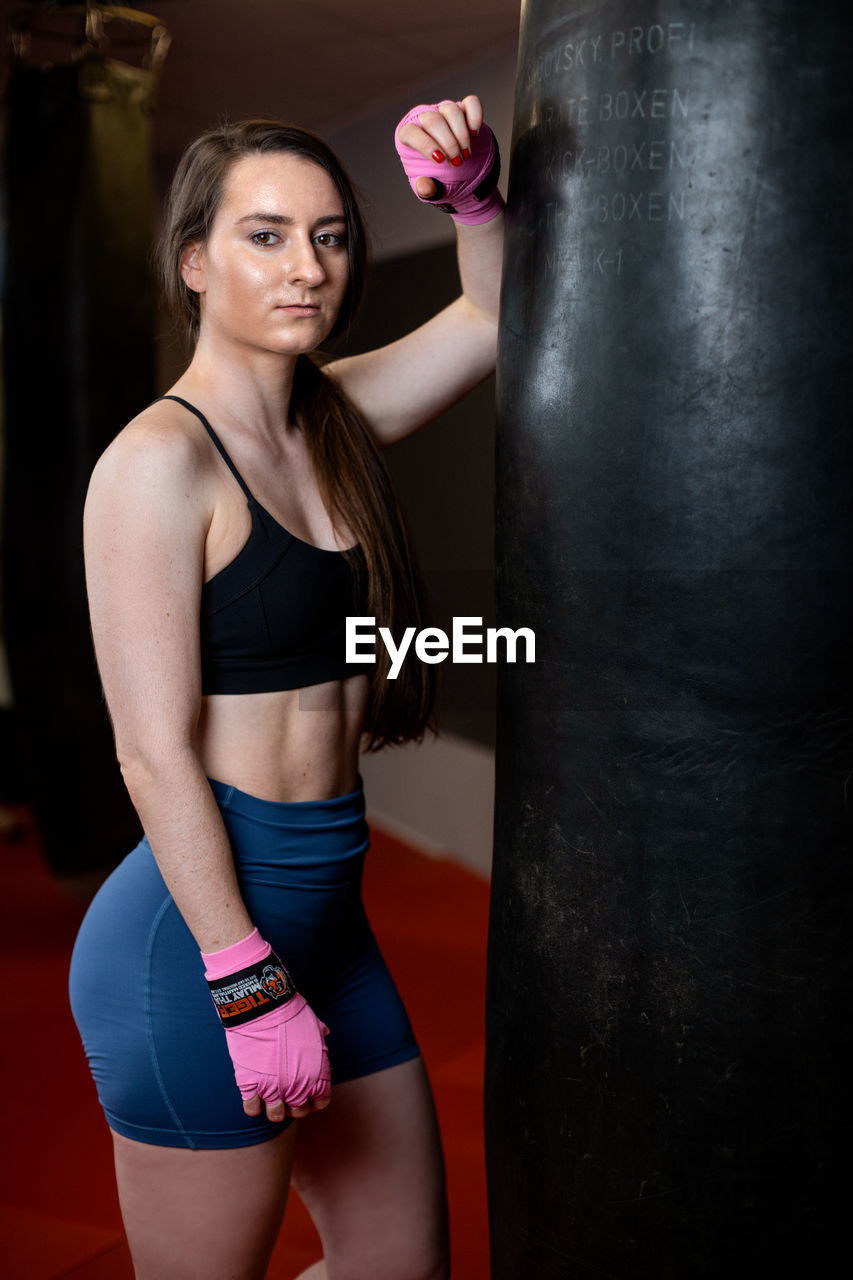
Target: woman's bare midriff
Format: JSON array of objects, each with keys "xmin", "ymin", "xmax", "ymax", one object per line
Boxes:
[
  {"xmin": 196, "ymin": 675, "xmax": 371, "ymax": 802},
  {"xmin": 180, "ymin": 405, "xmax": 370, "ymax": 804}
]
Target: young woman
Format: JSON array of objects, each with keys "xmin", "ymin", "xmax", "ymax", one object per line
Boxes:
[{"xmin": 69, "ymin": 94, "xmax": 504, "ymax": 1280}]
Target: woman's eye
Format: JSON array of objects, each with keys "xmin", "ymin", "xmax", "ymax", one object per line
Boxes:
[
  {"xmin": 314, "ymin": 231, "xmax": 346, "ymax": 248},
  {"xmin": 251, "ymin": 231, "xmax": 279, "ymax": 246}
]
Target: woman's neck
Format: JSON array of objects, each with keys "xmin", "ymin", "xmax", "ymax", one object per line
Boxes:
[{"xmin": 174, "ymin": 335, "xmax": 303, "ymax": 440}]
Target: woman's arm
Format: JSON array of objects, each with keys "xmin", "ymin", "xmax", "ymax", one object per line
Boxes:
[
  {"xmin": 84, "ymin": 415, "xmax": 252, "ymax": 953},
  {"xmin": 85, "ymin": 412, "xmax": 331, "ymax": 1121},
  {"xmin": 325, "ymin": 95, "xmax": 505, "ymax": 446}
]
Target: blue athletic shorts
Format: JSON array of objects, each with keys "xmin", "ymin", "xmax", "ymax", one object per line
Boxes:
[{"xmin": 68, "ymin": 778, "xmax": 420, "ymax": 1150}]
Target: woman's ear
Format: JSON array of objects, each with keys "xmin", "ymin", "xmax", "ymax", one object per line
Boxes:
[{"xmin": 180, "ymin": 242, "xmax": 205, "ymax": 293}]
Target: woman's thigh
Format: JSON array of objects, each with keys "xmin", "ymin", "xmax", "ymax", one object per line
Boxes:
[
  {"xmin": 112, "ymin": 1125, "xmax": 297, "ymax": 1280},
  {"xmin": 291, "ymin": 1055, "xmax": 449, "ymax": 1280}
]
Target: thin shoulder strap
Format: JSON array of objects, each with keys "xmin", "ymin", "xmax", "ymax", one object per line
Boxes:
[{"xmin": 153, "ymin": 394, "xmax": 254, "ymax": 503}]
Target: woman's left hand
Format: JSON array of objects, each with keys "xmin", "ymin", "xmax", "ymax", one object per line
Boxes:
[
  {"xmin": 396, "ymin": 95, "xmax": 485, "ymax": 200},
  {"xmin": 326, "ymin": 92, "xmax": 504, "ymax": 446}
]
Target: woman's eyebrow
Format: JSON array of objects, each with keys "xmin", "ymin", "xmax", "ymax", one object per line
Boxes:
[{"xmin": 235, "ymin": 212, "xmax": 346, "ymax": 227}]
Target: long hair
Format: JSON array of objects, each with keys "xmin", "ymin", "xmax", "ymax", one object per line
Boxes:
[{"xmin": 156, "ymin": 119, "xmax": 434, "ymax": 749}]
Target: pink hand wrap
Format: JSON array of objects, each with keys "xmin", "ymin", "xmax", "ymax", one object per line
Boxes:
[
  {"xmin": 395, "ymin": 102, "xmax": 503, "ymax": 225},
  {"xmin": 202, "ymin": 928, "xmax": 331, "ymax": 1111}
]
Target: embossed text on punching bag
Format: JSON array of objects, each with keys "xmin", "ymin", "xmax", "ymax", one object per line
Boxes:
[{"xmin": 518, "ymin": 14, "xmax": 700, "ymax": 277}]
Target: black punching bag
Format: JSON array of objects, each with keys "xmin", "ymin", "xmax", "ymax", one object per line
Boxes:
[
  {"xmin": 486, "ymin": 1, "xmax": 852, "ymax": 1275},
  {"xmin": 1, "ymin": 43, "xmax": 165, "ymax": 877}
]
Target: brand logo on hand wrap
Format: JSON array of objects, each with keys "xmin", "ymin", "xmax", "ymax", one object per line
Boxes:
[
  {"xmin": 260, "ymin": 963, "xmax": 290, "ymax": 1000},
  {"xmin": 207, "ymin": 955, "xmax": 296, "ymax": 1027}
]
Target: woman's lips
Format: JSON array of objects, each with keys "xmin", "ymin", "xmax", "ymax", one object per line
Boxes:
[{"xmin": 277, "ymin": 304, "xmax": 319, "ymax": 316}]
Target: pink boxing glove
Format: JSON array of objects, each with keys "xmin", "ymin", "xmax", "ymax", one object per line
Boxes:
[
  {"xmin": 395, "ymin": 101, "xmax": 503, "ymax": 225},
  {"xmin": 202, "ymin": 927, "xmax": 331, "ymax": 1112}
]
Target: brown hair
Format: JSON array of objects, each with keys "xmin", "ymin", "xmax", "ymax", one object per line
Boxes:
[{"xmin": 157, "ymin": 119, "xmax": 434, "ymax": 749}]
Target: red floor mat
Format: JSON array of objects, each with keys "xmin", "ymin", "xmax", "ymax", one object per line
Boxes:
[{"xmin": 0, "ymin": 814, "xmax": 490, "ymax": 1278}]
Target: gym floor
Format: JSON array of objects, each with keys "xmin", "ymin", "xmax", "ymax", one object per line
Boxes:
[{"xmin": 0, "ymin": 808, "xmax": 490, "ymax": 1278}]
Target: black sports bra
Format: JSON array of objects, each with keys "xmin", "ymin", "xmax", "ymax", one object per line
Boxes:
[{"xmin": 156, "ymin": 396, "xmax": 368, "ymax": 695}]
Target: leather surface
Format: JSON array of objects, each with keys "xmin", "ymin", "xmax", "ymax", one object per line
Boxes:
[
  {"xmin": 1, "ymin": 56, "xmax": 158, "ymax": 872},
  {"xmin": 486, "ymin": 1, "xmax": 853, "ymax": 1273}
]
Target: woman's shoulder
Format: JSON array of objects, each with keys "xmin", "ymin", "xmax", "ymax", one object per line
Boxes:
[
  {"xmin": 85, "ymin": 398, "xmax": 213, "ymax": 528},
  {"xmin": 92, "ymin": 398, "xmax": 210, "ymax": 491}
]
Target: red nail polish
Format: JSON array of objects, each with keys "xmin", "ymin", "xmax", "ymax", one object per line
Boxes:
[
  {"xmin": 471, "ymin": 128, "xmax": 478, "ymax": 138},
  {"xmin": 462, "ymin": 147, "xmax": 470, "ymax": 160},
  {"xmin": 451, "ymin": 155, "xmax": 463, "ymax": 167},
  {"xmin": 431, "ymin": 149, "xmax": 444, "ymax": 163}
]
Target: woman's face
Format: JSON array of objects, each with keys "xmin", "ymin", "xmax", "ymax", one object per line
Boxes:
[{"xmin": 184, "ymin": 151, "xmax": 350, "ymax": 355}]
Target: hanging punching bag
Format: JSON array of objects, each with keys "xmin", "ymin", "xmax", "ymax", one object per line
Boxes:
[
  {"xmin": 486, "ymin": 1, "xmax": 852, "ymax": 1275},
  {"xmin": 2, "ymin": 36, "xmax": 166, "ymax": 878}
]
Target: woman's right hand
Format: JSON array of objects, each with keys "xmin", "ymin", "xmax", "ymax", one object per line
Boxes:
[
  {"xmin": 226, "ymin": 994, "xmax": 331, "ymax": 1122},
  {"xmin": 202, "ymin": 926, "xmax": 331, "ymax": 1122}
]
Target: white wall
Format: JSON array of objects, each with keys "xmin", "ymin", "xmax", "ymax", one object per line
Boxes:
[
  {"xmin": 327, "ymin": 43, "xmax": 520, "ymax": 876},
  {"xmin": 362, "ymin": 729, "xmax": 496, "ymax": 879}
]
